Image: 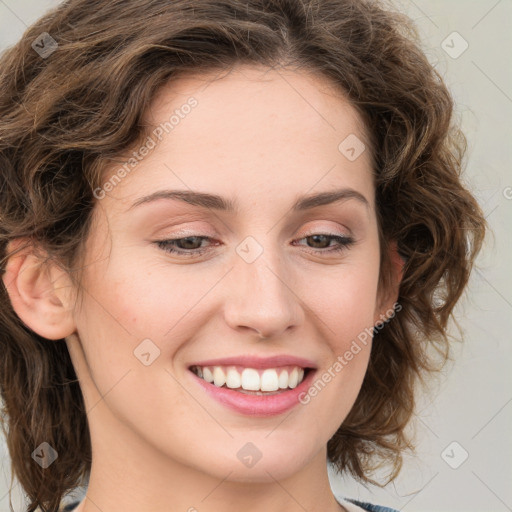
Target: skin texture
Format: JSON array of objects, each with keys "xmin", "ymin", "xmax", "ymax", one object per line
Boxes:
[{"xmin": 4, "ymin": 65, "xmax": 400, "ymax": 512}]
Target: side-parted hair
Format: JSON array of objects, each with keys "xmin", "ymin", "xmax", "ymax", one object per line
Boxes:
[{"xmin": 0, "ymin": 1, "xmax": 486, "ymax": 511}]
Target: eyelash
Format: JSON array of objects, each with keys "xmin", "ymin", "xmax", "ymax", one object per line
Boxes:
[{"xmin": 154, "ymin": 233, "xmax": 355, "ymax": 257}]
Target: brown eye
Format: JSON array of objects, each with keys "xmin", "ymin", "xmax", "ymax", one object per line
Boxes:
[
  {"xmin": 306, "ymin": 234, "xmax": 331, "ymax": 249},
  {"xmin": 293, "ymin": 233, "xmax": 355, "ymax": 255},
  {"xmin": 155, "ymin": 236, "xmax": 213, "ymax": 256}
]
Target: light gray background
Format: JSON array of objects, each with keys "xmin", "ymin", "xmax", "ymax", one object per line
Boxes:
[{"xmin": 0, "ymin": 1, "xmax": 511, "ymax": 511}]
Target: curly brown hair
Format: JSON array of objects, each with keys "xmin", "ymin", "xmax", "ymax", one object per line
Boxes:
[{"xmin": 0, "ymin": 0, "xmax": 486, "ymax": 511}]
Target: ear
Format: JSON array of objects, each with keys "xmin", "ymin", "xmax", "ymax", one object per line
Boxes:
[
  {"xmin": 2, "ymin": 239, "xmax": 76, "ymax": 340},
  {"xmin": 373, "ymin": 239, "xmax": 404, "ymax": 325}
]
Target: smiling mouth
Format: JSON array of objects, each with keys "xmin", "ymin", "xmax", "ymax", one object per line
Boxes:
[{"xmin": 189, "ymin": 364, "xmax": 311, "ymax": 395}]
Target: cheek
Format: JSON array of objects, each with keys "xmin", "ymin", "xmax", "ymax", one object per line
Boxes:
[
  {"xmin": 298, "ymin": 245, "xmax": 379, "ymax": 414},
  {"xmin": 302, "ymin": 246, "xmax": 381, "ymax": 348},
  {"xmin": 79, "ymin": 255, "xmax": 207, "ymax": 340},
  {"xmin": 72, "ymin": 263, "xmax": 199, "ymax": 431}
]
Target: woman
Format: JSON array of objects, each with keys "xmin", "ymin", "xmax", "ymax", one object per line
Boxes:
[{"xmin": 0, "ymin": 1, "xmax": 486, "ymax": 511}]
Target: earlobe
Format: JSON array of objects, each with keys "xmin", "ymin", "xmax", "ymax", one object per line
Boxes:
[
  {"xmin": 389, "ymin": 240, "xmax": 405, "ymax": 286},
  {"xmin": 374, "ymin": 240, "xmax": 405, "ymax": 325},
  {"xmin": 2, "ymin": 239, "xmax": 76, "ymax": 340}
]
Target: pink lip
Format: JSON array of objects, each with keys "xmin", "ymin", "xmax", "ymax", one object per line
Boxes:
[
  {"xmin": 188, "ymin": 354, "xmax": 317, "ymax": 370},
  {"xmin": 187, "ymin": 367, "xmax": 317, "ymax": 417}
]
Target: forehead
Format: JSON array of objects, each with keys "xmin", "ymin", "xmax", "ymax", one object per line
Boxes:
[
  {"xmin": 147, "ymin": 64, "xmax": 371, "ymax": 151},
  {"xmin": 102, "ymin": 64, "xmax": 375, "ymax": 212}
]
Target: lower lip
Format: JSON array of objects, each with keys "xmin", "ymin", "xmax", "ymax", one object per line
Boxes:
[{"xmin": 189, "ymin": 369, "xmax": 316, "ymax": 417}]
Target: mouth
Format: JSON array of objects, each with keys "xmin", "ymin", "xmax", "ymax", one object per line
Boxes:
[
  {"xmin": 189, "ymin": 364, "xmax": 311, "ymax": 395},
  {"xmin": 187, "ymin": 357, "xmax": 317, "ymax": 416}
]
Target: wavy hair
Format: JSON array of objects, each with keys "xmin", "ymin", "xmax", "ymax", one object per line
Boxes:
[{"xmin": 0, "ymin": 0, "xmax": 486, "ymax": 510}]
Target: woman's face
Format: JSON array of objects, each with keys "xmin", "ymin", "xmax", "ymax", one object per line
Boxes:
[{"xmin": 67, "ymin": 65, "xmax": 389, "ymax": 482}]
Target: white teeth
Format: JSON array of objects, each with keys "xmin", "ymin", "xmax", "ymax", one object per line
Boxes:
[
  {"xmin": 241, "ymin": 368, "xmax": 260, "ymax": 391},
  {"xmin": 225, "ymin": 367, "xmax": 241, "ymax": 389},
  {"xmin": 278, "ymin": 369, "xmax": 289, "ymax": 389},
  {"xmin": 288, "ymin": 367, "xmax": 299, "ymax": 388},
  {"xmin": 213, "ymin": 366, "xmax": 226, "ymax": 387},
  {"xmin": 192, "ymin": 364, "xmax": 308, "ymax": 392},
  {"xmin": 260, "ymin": 369, "xmax": 279, "ymax": 391},
  {"xmin": 202, "ymin": 367, "xmax": 214, "ymax": 383}
]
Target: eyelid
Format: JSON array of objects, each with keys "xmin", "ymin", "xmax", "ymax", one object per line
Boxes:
[
  {"xmin": 157, "ymin": 226, "xmax": 217, "ymax": 238},
  {"xmin": 297, "ymin": 220, "xmax": 354, "ymax": 240},
  {"xmin": 300, "ymin": 227, "xmax": 351, "ymax": 238}
]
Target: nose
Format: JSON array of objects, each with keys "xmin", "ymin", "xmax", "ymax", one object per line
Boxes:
[{"xmin": 222, "ymin": 245, "xmax": 302, "ymax": 340}]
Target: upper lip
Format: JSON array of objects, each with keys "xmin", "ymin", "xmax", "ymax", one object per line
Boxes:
[{"xmin": 188, "ymin": 355, "xmax": 317, "ymax": 370}]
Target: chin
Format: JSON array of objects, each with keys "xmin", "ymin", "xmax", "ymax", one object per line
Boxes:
[{"xmin": 214, "ymin": 441, "xmax": 318, "ymax": 483}]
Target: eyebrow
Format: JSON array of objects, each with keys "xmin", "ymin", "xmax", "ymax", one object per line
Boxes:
[{"xmin": 127, "ymin": 187, "xmax": 370, "ymax": 212}]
